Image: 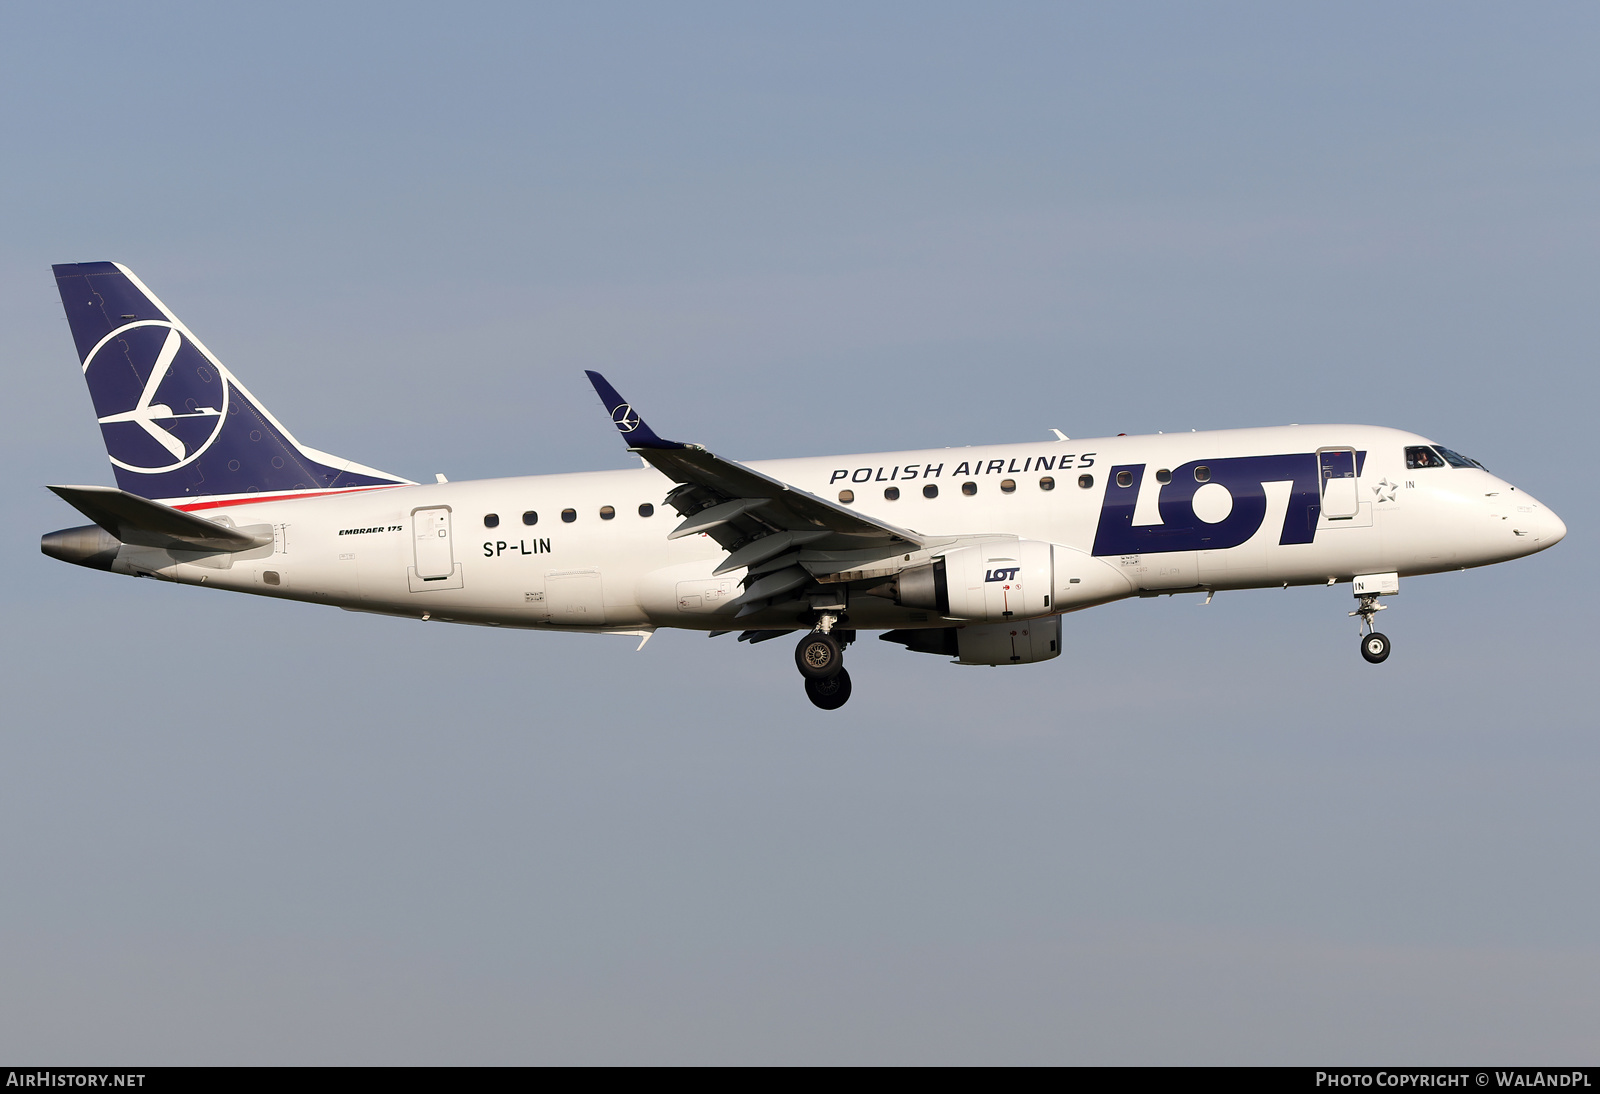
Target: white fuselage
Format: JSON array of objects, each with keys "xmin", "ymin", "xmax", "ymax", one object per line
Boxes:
[{"xmin": 109, "ymin": 424, "xmax": 1565, "ymax": 634}]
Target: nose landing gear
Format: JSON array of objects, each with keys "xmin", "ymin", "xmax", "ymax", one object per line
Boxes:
[
  {"xmin": 1360, "ymin": 630, "xmax": 1391, "ymax": 664},
  {"xmin": 796, "ymin": 613, "xmax": 855, "ymax": 709},
  {"xmin": 1349, "ymin": 572, "xmax": 1398, "ymax": 664}
]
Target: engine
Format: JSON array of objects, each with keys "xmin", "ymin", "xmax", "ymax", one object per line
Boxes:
[{"xmin": 888, "ymin": 537, "xmax": 1131, "ymax": 623}]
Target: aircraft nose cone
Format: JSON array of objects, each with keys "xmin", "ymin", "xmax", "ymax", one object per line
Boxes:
[
  {"xmin": 1543, "ymin": 508, "xmax": 1567, "ymax": 546},
  {"xmin": 1512, "ymin": 495, "xmax": 1566, "ymax": 552}
]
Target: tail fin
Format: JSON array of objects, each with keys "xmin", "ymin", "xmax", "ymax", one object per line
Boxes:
[{"xmin": 52, "ymin": 262, "xmax": 413, "ymax": 505}]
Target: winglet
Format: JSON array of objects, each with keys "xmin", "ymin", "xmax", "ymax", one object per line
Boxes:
[{"xmin": 584, "ymin": 371, "xmax": 684, "ymax": 450}]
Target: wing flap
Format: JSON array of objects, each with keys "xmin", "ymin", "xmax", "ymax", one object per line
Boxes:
[
  {"xmin": 712, "ymin": 530, "xmax": 831, "ymax": 576},
  {"xmin": 668, "ymin": 496, "xmax": 772, "ymax": 540},
  {"xmin": 728, "ymin": 565, "xmax": 810, "ymax": 609}
]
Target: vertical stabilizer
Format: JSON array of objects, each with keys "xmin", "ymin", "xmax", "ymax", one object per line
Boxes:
[{"xmin": 53, "ymin": 262, "xmax": 413, "ymax": 504}]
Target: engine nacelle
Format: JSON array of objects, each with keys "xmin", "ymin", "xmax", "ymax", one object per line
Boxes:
[
  {"xmin": 956, "ymin": 616, "xmax": 1061, "ymax": 665},
  {"xmin": 893, "ymin": 538, "xmax": 1132, "ymax": 622},
  {"xmin": 895, "ymin": 537, "xmax": 1049, "ymax": 622},
  {"xmin": 940, "ymin": 538, "xmax": 1051, "ymax": 621}
]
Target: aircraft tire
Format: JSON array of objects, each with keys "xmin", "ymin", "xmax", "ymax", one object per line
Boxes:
[
  {"xmin": 1360, "ymin": 632, "xmax": 1391, "ymax": 664},
  {"xmin": 795, "ymin": 632, "xmax": 844, "ymax": 680},
  {"xmin": 805, "ymin": 667, "xmax": 852, "ymax": 710}
]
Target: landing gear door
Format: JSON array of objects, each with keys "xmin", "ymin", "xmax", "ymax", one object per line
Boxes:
[
  {"xmin": 1318, "ymin": 448, "xmax": 1359, "ymax": 520},
  {"xmin": 413, "ymin": 507, "xmax": 454, "ymax": 579}
]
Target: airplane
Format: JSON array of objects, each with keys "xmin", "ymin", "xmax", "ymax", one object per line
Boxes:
[{"xmin": 41, "ymin": 262, "xmax": 1568, "ymax": 710}]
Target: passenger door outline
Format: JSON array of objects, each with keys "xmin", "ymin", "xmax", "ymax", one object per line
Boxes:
[
  {"xmin": 1317, "ymin": 448, "xmax": 1360, "ymax": 520},
  {"xmin": 409, "ymin": 506, "xmax": 464, "ymax": 592}
]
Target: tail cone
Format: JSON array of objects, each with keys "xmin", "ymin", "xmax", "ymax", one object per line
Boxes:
[{"xmin": 42, "ymin": 525, "xmax": 121, "ymax": 571}]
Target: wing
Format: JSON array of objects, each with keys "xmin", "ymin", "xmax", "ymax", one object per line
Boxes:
[{"xmin": 585, "ymin": 372, "xmax": 927, "ymax": 617}]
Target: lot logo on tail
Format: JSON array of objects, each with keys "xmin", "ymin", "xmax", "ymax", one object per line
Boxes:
[
  {"xmin": 83, "ymin": 321, "xmax": 230, "ymax": 474},
  {"xmin": 610, "ymin": 403, "xmax": 641, "ymax": 433}
]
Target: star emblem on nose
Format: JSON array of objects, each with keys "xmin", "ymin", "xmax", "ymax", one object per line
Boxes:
[{"xmin": 1372, "ymin": 478, "xmax": 1398, "ymax": 503}]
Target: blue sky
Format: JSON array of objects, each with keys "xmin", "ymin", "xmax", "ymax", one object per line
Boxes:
[{"xmin": 2, "ymin": 2, "xmax": 1596, "ymax": 1063}]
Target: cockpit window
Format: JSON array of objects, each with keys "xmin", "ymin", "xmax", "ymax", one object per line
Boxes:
[
  {"xmin": 1405, "ymin": 446, "xmax": 1447, "ymax": 470},
  {"xmin": 1434, "ymin": 446, "xmax": 1485, "ymax": 470}
]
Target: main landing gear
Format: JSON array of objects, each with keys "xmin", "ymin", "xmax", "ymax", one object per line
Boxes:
[
  {"xmin": 804, "ymin": 669, "xmax": 852, "ymax": 710},
  {"xmin": 796, "ymin": 614, "xmax": 855, "ymax": 710}
]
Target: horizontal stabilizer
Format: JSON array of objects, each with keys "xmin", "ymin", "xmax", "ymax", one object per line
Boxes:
[{"xmin": 48, "ymin": 485, "xmax": 272, "ymax": 552}]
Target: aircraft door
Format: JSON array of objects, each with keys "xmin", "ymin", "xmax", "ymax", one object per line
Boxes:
[
  {"xmin": 1318, "ymin": 448, "xmax": 1359, "ymax": 520},
  {"xmin": 413, "ymin": 507, "xmax": 455, "ymax": 579}
]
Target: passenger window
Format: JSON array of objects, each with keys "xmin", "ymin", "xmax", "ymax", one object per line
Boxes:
[
  {"xmin": 884, "ymin": 486, "xmax": 900, "ymax": 500},
  {"xmin": 1405, "ymin": 446, "xmax": 1447, "ymax": 470},
  {"xmin": 1078, "ymin": 474, "xmax": 1093, "ymax": 489},
  {"xmin": 1039, "ymin": 476, "xmax": 1055, "ymax": 491},
  {"xmin": 1000, "ymin": 479, "xmax": 1016, "ymax": 493},
  {"xmin": 838, "ymin": 489, "xmax": 854, "ymax": 504},
  {"xmin": 1194, "ymin": 466, "xmax": 1210, "ymax": 482},
  {"xmin": 522, "ymin": 511, "xmax": 538, "ymax": 526},
  {"xmin": 561, "ymin": 508, "xmax": 576, "ymax": 523},
  {"xmin": 923, "ymin": 484, "xmax": 939, "ymax": 499},
  {"xmin": 599, "ymin": 506, "xmax": 615, "ymax": 520},
  {"xmin": 638, "ymin": 503, "xmax": 654, "ymax": 517},
  {"xmin": 961, "ymin": 482, "xmax": 978, "ymax": 496},
  {"xmin": 484, "ymin": 513, "xmax": 500, "ymax": 528},
  {"xmin": 1155, "ymin": 469, "xmax": 1171, "ymax": 484},
  {"xmin": 1116, "ymin": 470, "xmax": 1133, "ymax": 488}
]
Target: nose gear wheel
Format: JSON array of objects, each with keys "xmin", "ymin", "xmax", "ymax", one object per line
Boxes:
[{"xmin": 1349, "ymin": 593, "xmax": 1394, "ymax": 663}]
